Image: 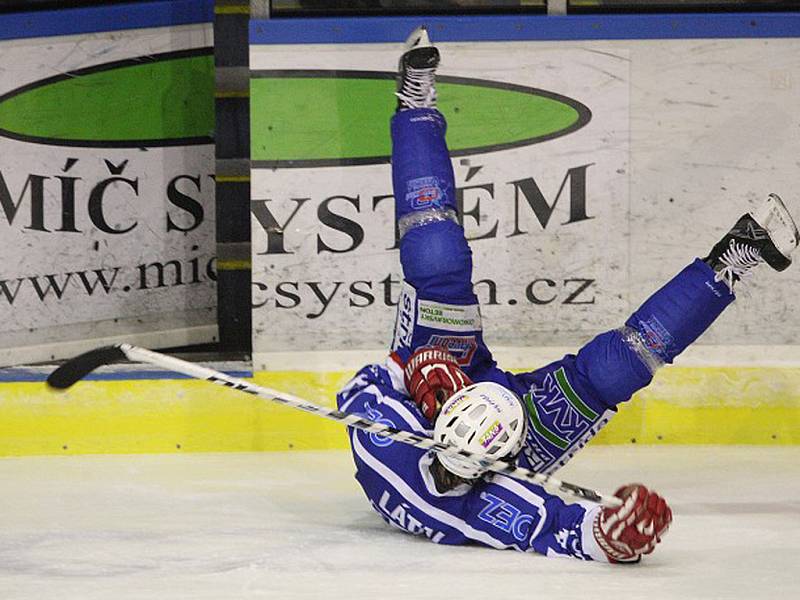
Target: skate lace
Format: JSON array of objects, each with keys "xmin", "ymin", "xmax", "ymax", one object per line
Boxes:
[
  {"xmin": 714, "ymin": 239, "xmax": 762, "ymax": 291},
  {"xmin": 396, "ymin": 66, "xmax": 437, "ymax": 109}
]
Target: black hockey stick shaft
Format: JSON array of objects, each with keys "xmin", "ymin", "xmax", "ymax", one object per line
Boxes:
[{"xmin": 47, "ymin": 344, "xmax": 621, "ymax": 507}]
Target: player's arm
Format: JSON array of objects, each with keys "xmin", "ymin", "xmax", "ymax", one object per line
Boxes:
[
  {"xmin": 339, "ymin": 365, "xmax": 672, "ymax": 561},
  {"xmin": 468, "ymin": 475, "xmax": 672, "ymax": 562},
  {"xmin": 537, "ymin": 483, "xmax": 671, "ymax": 563},
  {"xmin": 414, "ymin": 381, "xmax": 672, "ymax": 562}
]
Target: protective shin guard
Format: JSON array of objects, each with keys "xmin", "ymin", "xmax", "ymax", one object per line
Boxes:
[
  {"xmin": 391, "ymin": 108, "xmax": 458, "ymax": 235},
  {"xmin": 625, "ymin": 258, "xmax": 734, "ymax": 366},
  {"xmin": 391, "ymin": 107, "xmax": 473, "ymax": 301},
  {"xmin": 389, "ymin": 108, "xmax": 488, "ymax": 374}
]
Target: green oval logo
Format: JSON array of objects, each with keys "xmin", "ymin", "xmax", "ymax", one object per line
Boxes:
[
  {"xmin": 250, "ymin": 70, "xmax": 591, "ymax": 168},
  {"xmin": 0, "ymin": 48, "xmax": 214, "ymax": 147}
]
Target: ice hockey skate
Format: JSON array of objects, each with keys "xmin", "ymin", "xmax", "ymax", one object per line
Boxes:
[
  {"xmin": 395, "ymin": 26, "xmax": 440, "ymax": 111},
  {"xmin": 705, "ymin": 193, "xmax": 799, "ymax": 290}
]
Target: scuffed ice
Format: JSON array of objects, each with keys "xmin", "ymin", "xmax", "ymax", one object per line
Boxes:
[{"xmin": 0, "ymin": 447, "xmax": 799, "ymax": 599}]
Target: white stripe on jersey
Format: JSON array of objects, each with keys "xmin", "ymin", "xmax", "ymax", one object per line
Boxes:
[
  {"xmin": 377, "ymin": 393, "xmax": 430, "ymax": 434},
  {"xmin": 384, "ymin": 355, "xmax": 407, "ymax": 394},
  {"xmin": 338, "ymin": 371, "xmax": 371, "ymax": 413},
  {"xmin": 579, "ymin": 505, "xmax": 608, "ymax": 562},
  {"xmin": 379, "ymin": 360, "xmax": 431, "ymax": 432},
  {"xmin": 352, "ymin": 432, "xmax": 518, "ymax": 551},
  {"xmin": 341, "ymin": 363, "xmax": 430, "ymax": 433},
  {"xmin": 493, "ymin": 474, "xmax": 605, "ymax": 561},
  {"xmin": 539, "ymin": 408, "xmax": 616, "ymax": 476},
  {"xmin": 489, "ymin": 474, "xmax": 548, "ymax": 546},
  {"xmin": 339, "ymin": 394, "xmax": 358, "ymax": 414}
]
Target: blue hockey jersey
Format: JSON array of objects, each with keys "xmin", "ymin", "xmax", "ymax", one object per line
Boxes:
[
  {"xmin": 336, "ymin": 105, "xmax": 733, "ymax": 561},
  {"xmin": 337, "ymin": 357, "xmax": 610, "ymax": 561},
  {"xmin": 337, "ymin": 256, "xmax": 733, "ymax": 560}
]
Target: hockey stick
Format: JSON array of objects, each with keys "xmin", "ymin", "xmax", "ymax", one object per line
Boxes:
[{"xmin": 47, "ymin": 344, "xmax": 622, "ymax": 508}]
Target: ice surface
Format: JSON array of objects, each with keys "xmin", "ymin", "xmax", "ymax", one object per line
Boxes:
[{"xmin": 1, "ymin": 446, "xmax": 798, "ymax": 599}]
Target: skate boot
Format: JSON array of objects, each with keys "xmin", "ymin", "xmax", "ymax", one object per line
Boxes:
[
  {"xmin": 396, "ymin": 26, "xmax": 440, "ymax": 111},
  {"xmin": 704, "ymin": 193, "xmax": 799, "ymax": 291}
]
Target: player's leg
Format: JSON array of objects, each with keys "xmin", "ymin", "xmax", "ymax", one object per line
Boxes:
[
  {"xmin": 578, "ymin": 193, "xmax": 799, "ymax": 407},
  {"xmin": 392, "ymin": 108, "xmax": 470, "ymax": 304},
  {"xmin": 392, "ymin": 29, "xmax": 470, "ymax": 304},
  {"xmin": 508, "ymin": 251, "xmax": 734, "ymax": 473},
  {"xmin": 509, "ymin": 195, "xmax": 798, "ymax": 475},
  {"xmin": 389, "ymin": 28, "xmax": 497, "ymax": 380}
]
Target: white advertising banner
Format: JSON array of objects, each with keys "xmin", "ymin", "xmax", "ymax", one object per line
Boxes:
[
  {"xmin": 250, "ymin": 38, "xmax": 800, "ymax": 369},
  {"xmin": 251, "ymin": 43, "xmax": 629, "ymax": 362},
  {"xmin": 0, "ymin": 24, "xmax": 216, "ymax": 366}
]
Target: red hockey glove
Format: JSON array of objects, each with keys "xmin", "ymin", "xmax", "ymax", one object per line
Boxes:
[
  {"xmin": 593, "ymin": 484, "xmax": 673, "ymax": 563},
  {"xmin": 403, "ymin": 347, "xmax": 472, "ymax": 421}
]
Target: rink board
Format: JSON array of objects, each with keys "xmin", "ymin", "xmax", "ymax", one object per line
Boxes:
[
  {"xmin": 0, "ymin": 0, "xmax": 218, "ymax": 368},
  {"xmin": 249, "ymin": 15, "xmax": 800, "ymax": 361},
  {"xmin": 1, "ymin": 364, "xmax": 799, "ymax": 456}
]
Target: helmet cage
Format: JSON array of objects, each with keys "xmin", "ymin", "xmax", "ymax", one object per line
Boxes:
[{"xmin": 433, "ymin": 381, "xmax": 528, "ymax": 479}]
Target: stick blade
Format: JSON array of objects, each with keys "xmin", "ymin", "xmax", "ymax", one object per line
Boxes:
[{"xmin": 46, "ymin": 345, "xmax": 128, "ymax": 389}]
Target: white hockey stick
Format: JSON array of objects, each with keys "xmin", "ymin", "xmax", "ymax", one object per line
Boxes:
[{"xmin": 47, "ymin": 343, "xmax": 621, "ymax": 508}]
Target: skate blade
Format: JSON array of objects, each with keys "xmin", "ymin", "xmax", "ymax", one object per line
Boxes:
[
  {"xmin": 403, "ymin": 26, "xmax": 432, "ymax": 52},
  {"xmin": 750, "ymin": 193, "xmax": 800, "ymax": 259}
]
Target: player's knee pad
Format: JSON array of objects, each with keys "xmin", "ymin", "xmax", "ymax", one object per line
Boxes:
[
  {"xmin": 391, "ymin": 108, "xmax": 457, "ymax": 224},
  {"xmin": 575, "ymin": 330, "xmax": 654, "ymax": 407},
  {"xmin": 400, "ymin": 220, "xmax": 474, "ymax": 301}
]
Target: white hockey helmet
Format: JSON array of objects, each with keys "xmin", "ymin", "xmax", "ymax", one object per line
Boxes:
[{"xmin": 433, "ymin": 381, "xmax": 528, "ymax": 480}]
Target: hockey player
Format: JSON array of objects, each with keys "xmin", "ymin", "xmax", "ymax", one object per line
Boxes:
[{"xmin": 337, "ymin": 27, "xmax": 799, "ymax": 563}]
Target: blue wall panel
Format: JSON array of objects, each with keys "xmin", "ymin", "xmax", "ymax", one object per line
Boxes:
[
  {"xmin": 0, "ymin": 0, "xmax": 213, "ymax": 41},
  {"xmin": 250, "ymin": 13, "xmax": 800, "ymax": 44}
]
